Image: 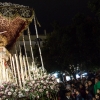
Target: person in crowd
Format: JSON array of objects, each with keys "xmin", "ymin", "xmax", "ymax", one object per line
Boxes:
[
  {"xmin": 85, "ymin": 82, "xmax": 89, "ymax": 90},
  {"xmin": 64, "ymin": 90, "xmax": 74, "ymax": 100},
  {"xmin": 66, "ymin": 81, "xmax": 71, "ymax": 90},
  {"xmin": 81, "ymin": 77, "xmax": 87, "ymax": 85},
  {"xmin": 97, "ymin": 89, "xmax": 100, "ymax": 95},
  {"xmin": 88, "ymin": 71, "xmax": 95, "ymax": 80},
  {"xmin": 95, "ymin": 93, "xmax": 100, "ymax": 100},
  {"xmin": 79, "ymin": 84, "xmax": 86, "ymax": 99},
  {"xmin": 88, "ymin": 80, "xmax": 94, "ymax": 97},
  {"xmin": 57, "ymin": 83, "xmax": 66, "ymax": 100},
  {"xmin": 85, "ymin": 89, "xmax": 93, "ymax": 100},
  {"xmin": 94, "ymin": 77, "xmax": 100, "ymax": 94},
  {"xmin": 75, "ymin": 89, "xmax": 83, "ymax": 100}
]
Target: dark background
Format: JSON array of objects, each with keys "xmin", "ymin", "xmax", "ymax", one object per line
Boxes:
[{"xmin": 0, "ymin": 0, "xmax": 93, "ymax": 34}]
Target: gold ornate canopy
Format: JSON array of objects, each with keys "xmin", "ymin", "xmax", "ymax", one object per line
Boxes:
[{"xmin": 0, "ymin": 2, "xmax": 34, "ymax": 49}]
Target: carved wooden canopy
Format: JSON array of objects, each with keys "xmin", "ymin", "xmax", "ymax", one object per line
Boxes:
[{"xmin": 0, "ymin": 2, "xmax": 34, "ymax": 49}]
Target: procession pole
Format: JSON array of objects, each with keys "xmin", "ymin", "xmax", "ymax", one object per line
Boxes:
[
  {"xmin": 18, "ymin": 41, "xmax": 25, "ymax": 87},
  {"xmin": 27, "ymin": 27, "xmax": 35, "ymax": 63},
  {"xmin": 9, "ymin": 54, "xmax": 14, "ymax": 81},
  {"xmin": 23, "ymin": 55, "xmax": 28, "ymax": 79},
  {"xmin": 22, "ymin": 33, "xmax": 32, "ymax": 80},
  {"xmin": 14, "ymin": 54, "xmax": 22, "ymax": 88},
  {"xmin": 12, "ymin": 56, "xmax": 17, "ymax": 84},
  {"xmin": 33, "ymin": 13, "xmax": 44, "ymax": 71}
]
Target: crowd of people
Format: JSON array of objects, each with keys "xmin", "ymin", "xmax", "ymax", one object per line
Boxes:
[{"xmin": 58, "ymin": 72, "xmax": 100, "ymax": 100}]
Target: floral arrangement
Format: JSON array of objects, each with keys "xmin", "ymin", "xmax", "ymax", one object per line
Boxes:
[
  {"xmin": 0, "ymin": 74, "xmax": 59, "ymax": 100},
  {"xmin": 0, "ymin": 82, "xmax": 19, "ymax": 100}
]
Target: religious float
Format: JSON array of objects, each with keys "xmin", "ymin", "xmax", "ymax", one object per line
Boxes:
[{"xmin": 0, "ymin": 2, "xmax": 59, "ymax": 100}]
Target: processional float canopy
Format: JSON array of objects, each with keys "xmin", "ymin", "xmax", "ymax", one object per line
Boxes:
[{"xmin": 0, "ymin": 2, "xmax": 34, "ymax": 49}]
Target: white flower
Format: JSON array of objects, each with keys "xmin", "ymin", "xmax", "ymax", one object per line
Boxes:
[
  {"xmin": 18, "ymin": 91, "xmax": 22, "ymax": 94},
  {"xmin": 52, "ymin": 76, "xmax": 56, "ymax": 80},
  {"xmin": 0, "ymin": 85, "xmax": 4, "ymax": 88},
  {"xmin": 37, "ymin": 83, "xmax": 39, "ymax": 86},
  {"xmin": 12, "ymin": 83, "xmax": 17, "ymax": 86},
  {"xmin": 25, "ymin": 88, "xmax": 29, "ymax": 92},
  {"xmin": 8, "ymin": 92, "xmax": 12, "ymax": 95},
  {"xmin": 46, "ymin": 91, "xmax": 48, "ymax": 94},
  {"xmin": 5, "ymin": 89, "xmax": 9, "ymax": 93},
  {"xmin": 49, "ymin": 82, "xmax": 53, "ymax": 84},
  {"xmin": 46, "ymin": 80, "xmax": 48, "ymax": 83},
  {"xmin": 41, "ymin": 80, "xmax": 44, "ymax": 83},
  {"xmin": 32, "ymin": 81, "xmax": 35, "ymax": 84},
  {"xmin": 50, "ymin": 86, "xmax": 54, "ymax": 90},
  {"xmin": 43, "ymin": 86, "xmax": 46, "ymax": 89},
  {"xmin": 34, "ymin": 84, "xmax": 38, "ymax": 87},
  {"xmin": 15, "ymin": 89, "xmax": 18, "ymax": 92},
  {"xmin": 43, "ymin": 74, "xmax": 47, "ymax": 78},
  {"xmin": 2, "ymin": 96, "xmax": 6, "ymax": 99},
  {"xmin": 0, "ymin": 98, "xmax": 2, "ymax": 100},
  {"xmin": 10, "ymin": 88, "xmax": 14, "ymax": 92},
  {"xmin": 19, "ymin": 93, "xmax": 24, "ymax": 98},
  {"xmin": 37, "ymin": 96, "xmax": 39, "ymax": 99},
  {"xmin": 39, "ymin": 89, "xmax": 43, "ymax": 92},
  {"xmin": 0, "ymin": 91, "xmax": 4, "ymax": 94},
  {"xmin": 29, "ymin": 83, "xmax": 32, "ymax": 86}
]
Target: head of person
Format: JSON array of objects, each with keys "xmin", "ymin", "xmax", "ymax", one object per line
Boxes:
[
  {"xmin": 97, "ymin": 89, "xmax": 100, "ymax": 94},
  {"xmin": 75, "ymin": 89, "xmax": 80, "ymax": 95},
  {"xmin": 65, "ymin": 90, "xmax": 71, "ymax": 97},
  {"xmin": 79, "ymin": 84, "xmax": 83, "ymax": 89},
  {"xmin": 95, "ymin": 93, "xmax": 100, "ymax": 99},
  {"xmin": 88, "ymin": 80, "xmax": 92, "ymax": 86},
  {"xmin": 95, "ymin": 77, "xmax": 99, "ymax": 84},
  {"xmin": 86, "ymin": 89, "xmax": 90, "ymax": 94},
  {"xmin": 71, "ymin": 83, "xmax": 75, "ymax": 87},
  {"xmin": 85, "ymin": 82, "xmax": 88, "ymax": 87}
]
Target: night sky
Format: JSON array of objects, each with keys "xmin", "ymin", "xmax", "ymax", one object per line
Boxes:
[{"xmin": 1, "ymin": 0, "xmax": 93, "ymax": 34}]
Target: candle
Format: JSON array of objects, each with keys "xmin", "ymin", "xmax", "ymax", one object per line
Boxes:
[
  {"xmin": 23, "ymin": 56, "xmax": 28, "ymax": 79},
  {"xmin": 10, "ymin": 54, "xmax": 14, "ymax": 80},
  {"xmin": 0, "ymin": 58, "xmax": 2, "ymax": 84},
  {"xmin": 19, "ymin": 54, "xmax": 25, "ymax": 86},
  {"xmin": 12, "ymin": 56, "xmax": 17, "ymax": 84},
  {"xmin": 14, "ymin": 54, "xmax": 22, "ymax": 88},
  {"xmin": 2, "ymin": 59, "xmax": 6, "ymax": 81},
  {"xmin": 6, "ymin": 69, "xmax": 8, "ymax": 81}
]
